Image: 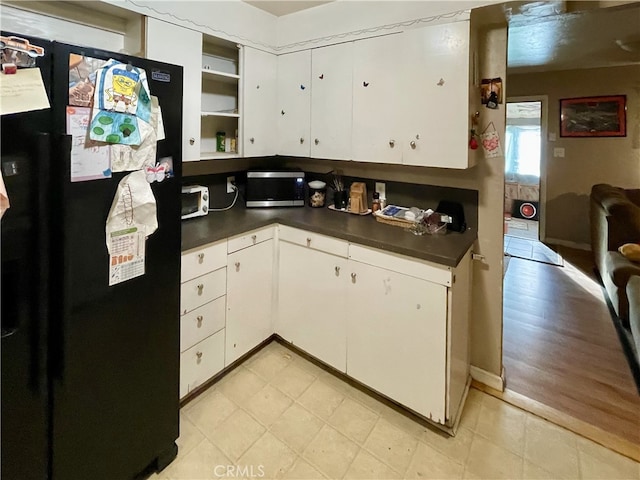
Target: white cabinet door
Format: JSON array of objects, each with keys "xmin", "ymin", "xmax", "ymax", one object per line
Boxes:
[
  {"xmin": 243, "ymin": 47, "xmax": 277, "ymax": 157},
  {"xmin": 277, "ymin": 51, "xmax": 311, "ymax": 157},
  {"xmin": 346, "ymin": 260, "xmax": 448, "ymax": 423},
  {"xmin": 351, "ymin": 34, "xmax": 403, "ymax": 164},
  {"xmin": 226, "ymin": 240, "xmax": 273, "ymax": 365},
  {"xmin": 278, "ymin": 241, "xmax": 348, "ymax": 372},
  {"xmin": 401, "ymin": 21, "xmax": 472, "ymax": 168},
  {"xmin": 145, "ymin": 17, "xmax": 202, "ymax": 162},
  {"xmin": 311, "ymin": 43, "xmax": 353, "ymax": 160}
]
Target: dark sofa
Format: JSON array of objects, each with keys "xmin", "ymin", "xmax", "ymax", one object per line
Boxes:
[{"xmin": 590, "ymin": 184, "xmax": 640, "ymax": 361}]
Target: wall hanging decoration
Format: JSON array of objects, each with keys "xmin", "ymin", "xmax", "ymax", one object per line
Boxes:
[
  {"xmin": 480, "ymin": 121, "xmax": 502, "ymax": 158},
  {"xmin": 481, "ymin": 77, "xmax": 502, "ymax": 109},
  {"xmin": 559, "ymin": 95, "xmax": 626, "ymax": 137}
]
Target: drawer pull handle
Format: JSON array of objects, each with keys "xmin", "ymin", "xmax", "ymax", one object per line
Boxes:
[
  {"xmin": 235, "ymin": 262, "xmax": 240, "ymax": 272},
  {"xmin": 196, "ymin": 315, "xmax": 203, "ymax": 327},
  {"xmin": 251, "ymin": 234, "xmax": 257, "ymax": 244},
  {"xmin": 196, "ymin": 351, "xmax": 203, "ymax": 360},
  {"xmin": 314, "ymin": 138, "xmax": 319, "ymax": 145},
  {"xmin": 197, "ymin": 253, "xmax": 205, "ymax": 264},
  {"xmin": 351, "ymin": 273, "xmax": 357, "ymax": 284},
  {"xmin": 335, "ymin": 266, "xmax": 340, "ymax": 276},
  {"xmin": 189, "ymin": 137, "xmax": 195, "ymax": 145},
  {"xmin": 197, "ymin": 284, "xmax": 204, "ymax": 295},
  {"xmin": 306, "ymin": 237, "xmax": 311, "ymax": 247},
  {"xmin": 389, "ymin": 139, "xmax": 395, "ymax": 147}
]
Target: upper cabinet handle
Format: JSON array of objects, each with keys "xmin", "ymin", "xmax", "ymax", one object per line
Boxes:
[
  {"xmin": 235, "ymin": 262, "xmax": 240, "ymax": 272},
  {"xmin": 389, "ymin": 139, "xmax": 395, "ymax": 147},
  {"xmin": 250, "ymin": 137, "xmax": 255, "ymax": 144},
  {"xmin": 410, "ymin": 141, "xmax": 417, "ymax": 149},
  {"xmin": 314, "ymin": 138, "xmax": 319, "ymax": 145},
  {"xmin": 300, "ymin": 137, "xmax": 305, "ymax": 144},
  {"xmin": 189, "ymin": 137, "xmax": 195, "ymax": 145}
]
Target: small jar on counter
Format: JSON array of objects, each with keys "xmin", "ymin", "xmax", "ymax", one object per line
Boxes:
[{"xmin": 372, "ymin": 192, "xmax": 381, "ymax": 212}]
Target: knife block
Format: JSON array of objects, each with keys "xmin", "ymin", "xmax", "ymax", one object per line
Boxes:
[{"xmin": 349, "ymin": 182, "xmax": 368, "ymax": 214}]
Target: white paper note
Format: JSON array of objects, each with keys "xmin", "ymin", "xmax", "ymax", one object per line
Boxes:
[
  {"xmin": 0, "ymin": 68, "xmax": 51, "ymax": 116},
  {"xmin": 108, "ymin": 227, "xmax": 146, "ymax": 286},
  {"xmin": 66, "ymin": 106, "xmax": 112, "ymax": 182}
]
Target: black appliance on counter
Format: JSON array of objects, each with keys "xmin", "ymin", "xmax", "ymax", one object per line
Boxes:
[{"xmin": 1, "ymin": 33, "xmax": 183, "ymax": 480}]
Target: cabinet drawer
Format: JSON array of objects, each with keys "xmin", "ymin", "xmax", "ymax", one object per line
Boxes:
[
  {"xmin": 180, "ymin": 267, "xmax": 226, "ymax": 314},
  {"xmin": 348, "ymin": 244, "xmax": 452, "ymax": 286},
  {"xmin": 182, "ymin": 240, "xmax": 227, "ymax": 282},
  {"xmin": 278, "ymin": 225, "xmax": 348, "ymax": 258},
  {"xmin": 180, "ymin": 329, "xmax": 225, "ymax": 399},
  {"xmin": 180, "ymin": 296, "xmax": 226, "ymax": 353},
  {"xmin": 227, "ymin": 226, "xmax": 275, "ymax": 254}
]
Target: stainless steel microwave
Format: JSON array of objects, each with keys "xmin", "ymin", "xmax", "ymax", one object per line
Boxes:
[{"xmin": 245, "ymin": 170, "xmax": 305, "ymax": 208}]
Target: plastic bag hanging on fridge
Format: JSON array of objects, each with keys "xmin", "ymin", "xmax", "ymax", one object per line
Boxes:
[{"xmin": 105, "ymin": 170, "xmax": 158, "ymax": 285}]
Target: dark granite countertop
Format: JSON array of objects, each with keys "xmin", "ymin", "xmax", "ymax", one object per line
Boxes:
[{"xmin": 181, "ymin": 205, "xmax": 477, "ymax": 267}]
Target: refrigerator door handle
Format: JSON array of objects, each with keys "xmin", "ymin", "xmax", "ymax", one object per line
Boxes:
[{"xmin": 49, "ymin": 134, "xmax": 71, "ymax": 382}]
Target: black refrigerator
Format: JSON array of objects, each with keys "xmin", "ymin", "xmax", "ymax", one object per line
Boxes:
[{"xmin": 1, "ymin": 34, "xmax": 183, "ymax": 480}]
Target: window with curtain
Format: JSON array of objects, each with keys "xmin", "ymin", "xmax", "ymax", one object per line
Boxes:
[{"xmin": 505, "ymin": 125, "xmax": 541, "ymax": 178}]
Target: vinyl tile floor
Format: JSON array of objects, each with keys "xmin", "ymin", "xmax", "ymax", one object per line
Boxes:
[{"xmin": 149, "ymin": 341, "xmax": 640, "ymax": 480}]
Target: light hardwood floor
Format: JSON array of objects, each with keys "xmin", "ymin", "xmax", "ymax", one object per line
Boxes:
[{"xmin": 502, "ymin": 245, "xmax": 640, "ymax": 447}]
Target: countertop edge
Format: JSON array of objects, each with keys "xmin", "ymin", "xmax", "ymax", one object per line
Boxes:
[{"xmin": 181, "ymin": 209, "xmax": 477, "ymax": 268}]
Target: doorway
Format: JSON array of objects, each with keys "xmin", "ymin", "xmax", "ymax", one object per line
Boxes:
[{"xmin": 503, "ymin": 97, "xmax": 547, "ymax": 242}]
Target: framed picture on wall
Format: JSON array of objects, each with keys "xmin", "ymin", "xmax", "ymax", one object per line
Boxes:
[{"xmin": 559, "ymin": 95, "xmax": 626, "ymax": 137}]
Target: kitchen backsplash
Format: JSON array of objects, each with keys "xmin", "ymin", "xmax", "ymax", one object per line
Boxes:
[{"xmin": 183, "ymin": 170, "xmax": 478, "ymax": 230}]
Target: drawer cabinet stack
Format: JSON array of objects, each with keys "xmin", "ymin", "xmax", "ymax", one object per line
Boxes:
[{"xmin": 179, "ymin": 239, "xmax": 227, "ymax": 398}]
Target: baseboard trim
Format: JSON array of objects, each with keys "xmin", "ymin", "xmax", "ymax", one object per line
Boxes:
[
  {"xmin": 471, "ymin": 381, "xmax": 640, "ymax": 462},
  {"xmin": 544, "ymin": 237, "xmax": 591, "ymax": 251},
  {"xmin": 470, "ymin": 365, "xmax": 505, "ymax": 391}
]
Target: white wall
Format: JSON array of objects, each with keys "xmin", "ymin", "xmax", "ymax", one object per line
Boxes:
[
  {"xmin": 275, "ymin": 1, "xmax": 497, "ymax": 52},
  {"xmin": 102, "ymin": 0, "xmax": 278, "ymax": 51},
  {"xmin": 0, "ymin": 4, "xmax": 126, "ymax": 51}
]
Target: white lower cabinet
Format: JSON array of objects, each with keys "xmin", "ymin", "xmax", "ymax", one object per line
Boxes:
[
  {"xmin": 180, "ymin": 241, "xmax": 227, "ymax": 400},
  {"xmin": 179, "ymin": 225, "xmax": 471, "ymax": 426},
  {"xmin": 277, "ymin": 240, "xmax": 348, "ymax": 372},
  {"xmin": 346, "ymin": 259, "xmax": 448, "ymax": 423},
  {"xmin": 180, "ymin": 330, "xmax": 225, "ymax": 399},
  {"xmin": 225, "ymin": 237, "xmax": 274, "ymax": 366}
]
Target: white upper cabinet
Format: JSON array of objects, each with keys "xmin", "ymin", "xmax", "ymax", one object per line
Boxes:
[
  {"xmin": 146, "ymin": 18, "xmax": 241, "ymax": 161},
  {"xmin": 401, "ymin": 21, "xmax": 474, "ymax": 168},
  {"xmin": 351, "ymin": 34, "xmax": 404, "ymax": 164},
  {"xmin": 243, "ymin": 47, "xmax": 277, "ymax": 157},
  {"xmin": 145, "ymin": 17, "xmax": 202, "ymax": 162},
  {"xmin": 310, "ymin": 43, "xmax": 353, "ymax": 160},
  {"xmin": 200, "ymin": 39, "xmax": 241, "ymax": 160},
  {"xmin": 277, "ymin": 51, "xmax": 312, "ymax": 157}
]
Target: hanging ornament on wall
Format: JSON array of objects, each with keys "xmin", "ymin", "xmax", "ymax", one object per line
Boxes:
[{"xmin": 469, "ymin": 130, "xmax": 478, "ymax": 150}]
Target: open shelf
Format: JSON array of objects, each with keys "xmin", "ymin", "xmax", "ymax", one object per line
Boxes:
[
  {"xmin": 200, "ymin": 152, "xmax": 241, "ymax": 160},
  {"xmin": 201, "ymin": 69, "xmax": 240, "ymax": 83},
  {"xmin": 201, "ymin": 111, "xmax": 240, "ymax": 118}
]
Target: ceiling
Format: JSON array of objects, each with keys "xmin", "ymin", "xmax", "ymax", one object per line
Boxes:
[
  {"xmin": 507, "ymin": 2, "xmax": 640, "ymax": 73},
  {"xmin": 241, "ymin": 1, "xmax": 639, "ymax": 73},
  {"xmin": 243, "ymin": 1, "xmax": 332, "ymax": 17}
]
